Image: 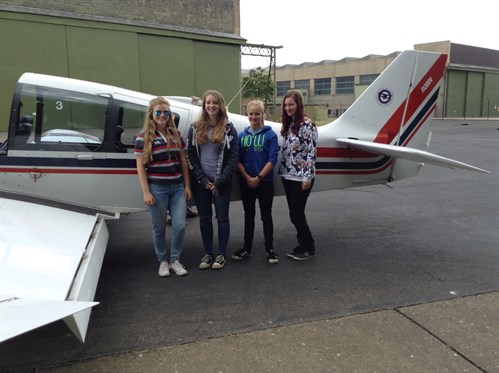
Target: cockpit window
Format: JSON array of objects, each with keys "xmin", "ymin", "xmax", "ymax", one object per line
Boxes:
[
  {"xmin": 12, "ymin": 84, "xmax": 108, "ymax": 151},
  {"xmin": 119, "ymin": 102, "xmax": 147, "ymax": 149}
]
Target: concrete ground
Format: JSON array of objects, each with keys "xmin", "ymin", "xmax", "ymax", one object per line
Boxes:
[{"xmin": 43, "ymin": 292, "xmax": 499, "ymax": 372}]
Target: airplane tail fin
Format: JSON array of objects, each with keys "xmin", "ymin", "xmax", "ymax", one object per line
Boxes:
[
  {"xmin": 334, "ymin": 50, "xmax": 446, "ymax": 147},
  {"xmin": 319, "ymin": 50, "xmax": 489, "ymax": 184}
]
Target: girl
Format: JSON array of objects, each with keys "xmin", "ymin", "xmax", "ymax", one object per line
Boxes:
[
  {"xmin": 135, "ymin": 97, "xmax": 192, "ymax": 277},
  {"xmin": 233, "ymin": 100, "xmax": 280, "ymax": 264},
  {"xmin": 187, "ymin": 90, "xmax": 239, "ymax": 270},
  {"xmin": 279, "ymin": 90, "xmax": 318, "ymax": 260}
]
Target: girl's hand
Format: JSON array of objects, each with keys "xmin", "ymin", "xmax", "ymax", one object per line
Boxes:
[
  {"xmin": 184, "ymin": 186, "xmax": 192, "ymax": 200},
  {"xmin": 144, "ymin": 192, "xmax": 155, "ymax": 206},
  {"xmin": 247, "ymin": 177, "xmax": 260, "ymax": 189}
]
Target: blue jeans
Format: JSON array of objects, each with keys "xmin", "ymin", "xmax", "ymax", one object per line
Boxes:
[
  {"xmin": 193, "ymin": 182, "xmax": 231, "ymax": 256},
  {"xmin": 148, "ymin": 183, "xmax": 187, "ymax": 262}
]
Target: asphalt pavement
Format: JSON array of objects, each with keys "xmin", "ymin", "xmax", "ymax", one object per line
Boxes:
[{"xmin": 1, "ymin": 119, "xmax": 498, "ymax": 372}]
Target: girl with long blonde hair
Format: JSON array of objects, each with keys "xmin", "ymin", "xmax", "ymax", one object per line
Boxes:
[
  {"xmin": 135, "ymin": 97, "xmax": 192, "ymax": 277},
  {"xmin": 187, "ymin": 90, "xmax": 239, "ymax": 270}
]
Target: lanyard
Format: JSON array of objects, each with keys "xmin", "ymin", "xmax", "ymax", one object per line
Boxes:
[{"xmin": 158, "ymin": 131, "xmax": 168, "ymax": 144}]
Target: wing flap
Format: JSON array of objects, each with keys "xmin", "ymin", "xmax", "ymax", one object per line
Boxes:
[
  {"xmin": 336, "ymin": 138, "xmax": 490, "ymax": 174},
  {"xmin": 0, "ymin": 197, "xmax": 111, "ymax": 342},
  {"xmin": 0, "ymin": 298, "xmax": 98, "ymax": 343}
]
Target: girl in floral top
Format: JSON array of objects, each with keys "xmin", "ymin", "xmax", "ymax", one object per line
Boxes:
[{"xmin": 278, "ymin": 90, "xmax": 318, "ymax": 260}]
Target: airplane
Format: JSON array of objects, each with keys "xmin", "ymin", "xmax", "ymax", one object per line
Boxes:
[{"xmin": 0, "ymin": 50, "xmax": 490, "ymax": 344}]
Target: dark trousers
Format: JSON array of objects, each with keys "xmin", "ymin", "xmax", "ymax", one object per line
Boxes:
[
  {"xmin": 239, "ymin": 179, "xmax": 274, "ymax": 252},
  {"xmin": 282, "ymin": 178, "xmax": 315, "ymax": 251}
]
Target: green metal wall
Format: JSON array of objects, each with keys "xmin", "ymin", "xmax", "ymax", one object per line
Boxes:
[
  {"xmin": 193, "ymin": 42, "xmax": 242, "ymax": 112},
  {"xmin": 0, "ymin": 11, "xmax": 242, "ymax": 132},
  {"xmin": 445, "ymin": 69, "xmax": 499, "ymax": 119},
  {"xmin": 138, "ymin": 34, "xmax": 195, "ymax": 96},
  {"xmin": 483, "ymin": 72, "xmax": 499, "ymax": 119}
]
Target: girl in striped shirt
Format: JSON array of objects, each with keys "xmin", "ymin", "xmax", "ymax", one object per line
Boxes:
[{"xmin": 135, "ymin": 97, "xmax": 192, "ymax": 277}]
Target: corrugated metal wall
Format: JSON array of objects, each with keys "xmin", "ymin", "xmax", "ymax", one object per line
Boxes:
[{"xmin": 445, "ymin": 69, "xmax": 499, "ymax": 118}]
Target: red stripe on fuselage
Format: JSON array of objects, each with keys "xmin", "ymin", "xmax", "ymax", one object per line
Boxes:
[
  {"xmin": 316, "ymin": 159, "xmax": 393, "ymax": 175},
  {"xmin": 0, "ymin": 167, "xmax": 137, "ymax": 175},
  {"xmin": 316, "ymin": 147, "xmax": 377, "ymax": 158}
]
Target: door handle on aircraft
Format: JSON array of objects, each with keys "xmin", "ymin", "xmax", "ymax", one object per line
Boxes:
[
  {"xmin": 29, "ymin": 169, "xmax": 43, "ymax": 182},
  {"xmin": 76, "ymin": 154, "xmax": 94, "ymax": 160}
]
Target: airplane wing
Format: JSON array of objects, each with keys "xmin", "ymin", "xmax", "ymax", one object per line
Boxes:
[
  {"xmin": 336, "ymin": 138, "xmax": 491, "ymax": 174},
  {"xmin": 0, "ymin": 193, "xmax": 118, "ymax": 343}
]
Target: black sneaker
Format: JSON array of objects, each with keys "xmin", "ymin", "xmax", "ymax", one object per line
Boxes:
[
  {"xmin": 288, "ymin": 249, "xmax": 316, "ymax": 261},
  {"xmin": 267, "ymin": 250, "xmax": 279, "ymax": 264},
  {"xmin": 199, "ymin": 254, "xmax": 213, "ymax": 269},
  {"xmin": 212, "ymin": 255, "xmax": 226, "ymax": 270},
  {"xmin": 232, "ymin": 249, "xmax": 251, "ymax": 261},
  {"xmin": 286, "ymin": 247, "xmax": 303, "ymax": 258}
]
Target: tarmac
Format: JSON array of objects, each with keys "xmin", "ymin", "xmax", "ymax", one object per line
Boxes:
[{"xmin": 1, "ymin": 119, "xmax": 498, "ymax": 372}]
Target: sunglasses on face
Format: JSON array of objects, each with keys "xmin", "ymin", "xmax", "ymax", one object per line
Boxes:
[{"xmin": 154, "ymin": 110, "xmax": 171, "ymax": 117}]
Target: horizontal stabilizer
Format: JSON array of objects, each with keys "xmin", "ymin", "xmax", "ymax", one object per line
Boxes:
[
  {"xmin": 0, "ymin": 298, "xmax": 98, "ymax": 343},
  {"xmin": 336, "ymin": 138, "xmax": 490, "ymax": 174}
]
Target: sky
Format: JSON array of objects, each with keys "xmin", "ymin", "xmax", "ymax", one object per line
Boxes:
[{"xmin": 240, "ymin": 0, "xmax": 499, "ymax": 69}]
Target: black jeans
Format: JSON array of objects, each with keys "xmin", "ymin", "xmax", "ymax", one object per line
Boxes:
[
  {"xmin": 281, "ymin": 178, "xmax": 315, "ymax": 252},
  {"xmin": 239, "ymin": 178, "xmax": 274, "ymax": 252}
]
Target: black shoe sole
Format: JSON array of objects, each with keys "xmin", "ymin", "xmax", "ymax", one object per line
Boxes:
[
  {"xmin": 288, "ymin": 252, "xmax": 316, "ymax": 261},
  {"xmin": 231, "ymin": 252, "xmax": 251, "ymax": 261}
]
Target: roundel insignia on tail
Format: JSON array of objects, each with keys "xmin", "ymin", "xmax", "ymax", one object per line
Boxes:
[{"xmin": 377, "ymin": 88, "xmax": 393, "ymax": 105}]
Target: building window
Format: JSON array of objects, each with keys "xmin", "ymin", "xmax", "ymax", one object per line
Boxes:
[
  {"xmin": 276, "ymin": 81, "xmax": 291, "ymax": 96},
  {"xmin": 314, "ymin": 78, "xmax": 331, "ymax": 95},
  {"xmin": 336, "ymin": 76, "xmax": 354, "ymax": 94},
  {"xmin": 295, "ymin": 79, "xmax": 310, "ymax": 89},
  {"xmin": 359, "ymin": 74, "xmax": 379, "ymax": 85}
]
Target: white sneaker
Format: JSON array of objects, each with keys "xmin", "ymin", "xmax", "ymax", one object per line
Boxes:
[
  {"xmin": 169, "ymin": 260, "xmax": 188, "ymax": 276},
  {"xmin": 158, "ymin": 261, "xmax": 170, "ymax": 277}
]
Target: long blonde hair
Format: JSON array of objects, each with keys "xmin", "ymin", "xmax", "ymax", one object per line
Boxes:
[
  {"xmin": 195, "ymin": 90, "xmax": 228, "ymax": 144},
  {"xmin": 141, "ymin": 97, "xmax": 181, "ymax": 164}
]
